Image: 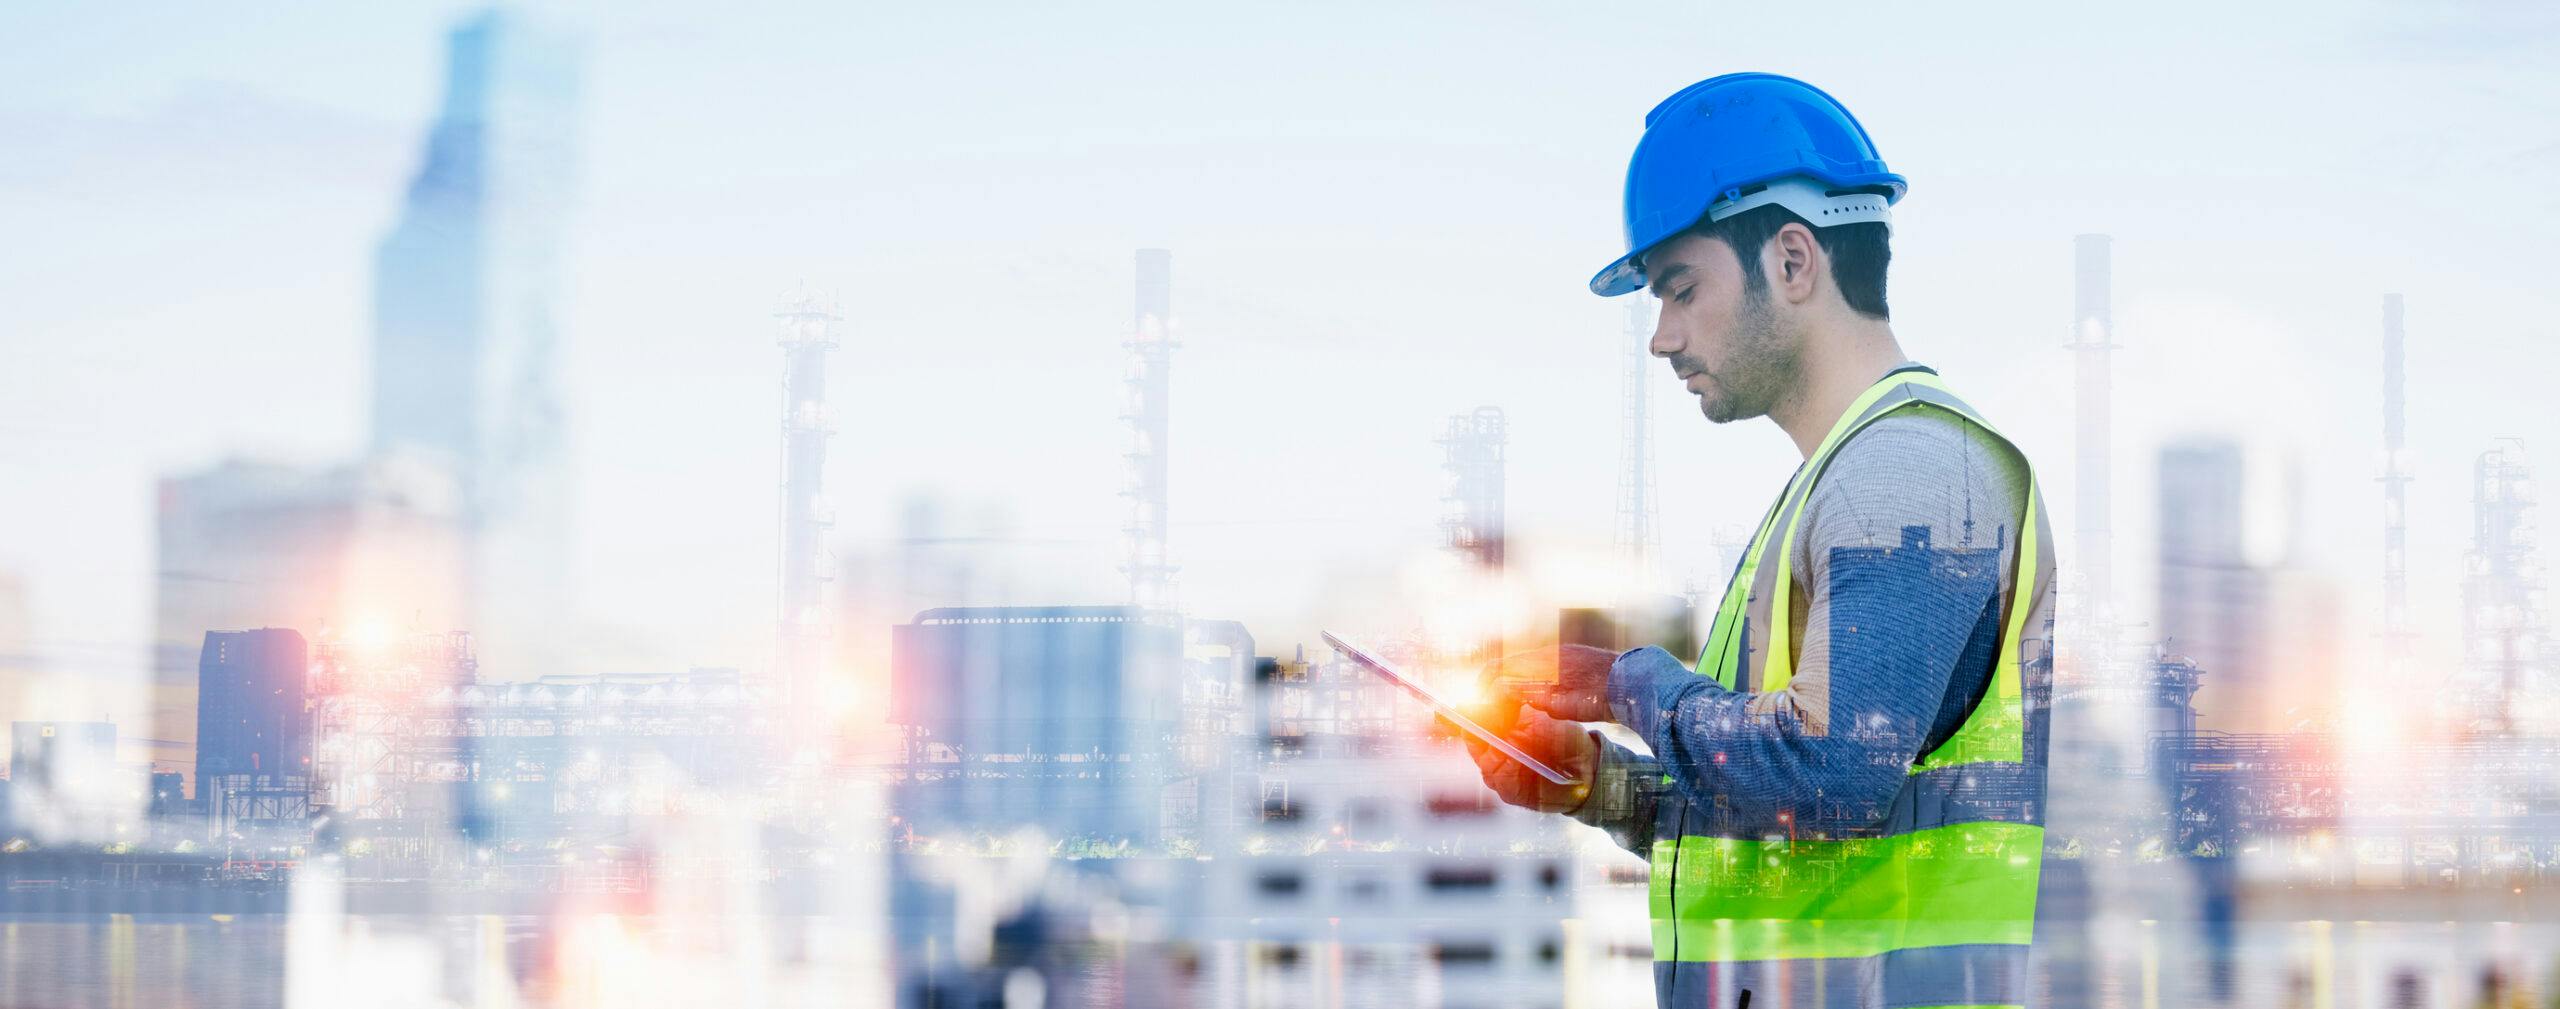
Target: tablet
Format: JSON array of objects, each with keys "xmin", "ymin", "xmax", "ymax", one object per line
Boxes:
[{"xmin": 1321, "ymin": 630, "xmax": 1581, "ymax": 786}]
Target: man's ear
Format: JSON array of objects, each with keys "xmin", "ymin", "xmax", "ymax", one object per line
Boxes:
[{"xmin": 1770, "ymin": 222, "xmax": 1821, "ymax": 306}]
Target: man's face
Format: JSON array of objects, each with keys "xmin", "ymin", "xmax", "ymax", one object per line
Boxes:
[{"xmin": 1643, "ymin": 231, "xmax": 1796, "ymax": 424}]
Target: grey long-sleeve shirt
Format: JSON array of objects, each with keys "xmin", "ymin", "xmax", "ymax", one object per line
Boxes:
[{"xmin": 1570, "ymin": 408, "xmax": 2031, "ymax": 852}]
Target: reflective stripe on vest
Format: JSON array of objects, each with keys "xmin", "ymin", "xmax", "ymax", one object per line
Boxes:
[{"xmin": 1649, "ymin": 368, "xmax": 2056, "ymax": 1009}]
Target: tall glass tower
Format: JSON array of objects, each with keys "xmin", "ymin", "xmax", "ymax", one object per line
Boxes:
[{"xmin": 371, "ymin": 9, "xmax": 582, "ymax": 678}]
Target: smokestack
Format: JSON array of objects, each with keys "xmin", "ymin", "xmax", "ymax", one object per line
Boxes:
[
  {"xmin": 1617, "ymin": 300, "xmax": 1660, "ymax": 588},
  {"xmin": 776, "ymin": 293, "xmax": 840, "ymax": 716},
  {"xmin": 2072, "ymin": 235, "xmax": 2117, "ymax": 630},
  {"xmin": 2380, "ymin": 294, "xmax": 2411, "ymax": 674},
  {"xmin": 1123, "ymin": 249, "xmax": 1177, "ymax": 611}
]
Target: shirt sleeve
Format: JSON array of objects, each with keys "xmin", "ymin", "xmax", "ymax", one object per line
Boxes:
[
  {"xmin": 1603, "ymin": 413, "xmax": 2026, "ymax": 836},
  {"xmin": 1566, "ymin": 732, "xmax": 1662, "ymax": 856}
]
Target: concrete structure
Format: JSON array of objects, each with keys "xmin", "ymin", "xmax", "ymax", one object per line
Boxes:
[
  {"xmin": 1123, "ymin": 250, "xmax": 1178, "ymax": 611},
  {"xmin": 371, "ymin": 8, "xmax": 583, "ymax": 679}
]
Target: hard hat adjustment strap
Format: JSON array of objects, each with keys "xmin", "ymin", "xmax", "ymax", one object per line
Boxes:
[{"xmin": 1703, "ymin": 176, "xmax": 1894, "ymax": 234}]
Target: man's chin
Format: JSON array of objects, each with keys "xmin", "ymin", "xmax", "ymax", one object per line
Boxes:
[{"xmin": 1698, "ymin": 393, "xmax": 1765, "ymax": 425}]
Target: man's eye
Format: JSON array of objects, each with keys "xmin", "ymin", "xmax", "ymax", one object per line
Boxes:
[{"xmin": 1674, "ymin": 288, "xmax": 1695, "ymax": 304}]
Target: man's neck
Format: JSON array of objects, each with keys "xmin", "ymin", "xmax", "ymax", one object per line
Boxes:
[{"xmin": 1768, "ymin": 318, "xmax": 1908, "ymax": 459}]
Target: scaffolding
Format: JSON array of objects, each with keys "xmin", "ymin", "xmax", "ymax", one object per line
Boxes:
[
  {"xmin": 308, "ymin": 630, "xmax": 477, "ymax": 824},
  {"xmin": 2463, "ymin": 437, "xmax": 2549, "ymax": 733}
]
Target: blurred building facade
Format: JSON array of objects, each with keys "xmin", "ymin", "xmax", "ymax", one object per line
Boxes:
[
  {"xmin": 6, "ymin": 720, "xmax": 127, "ymax": 841},
  {"xmin": 370, "ymin": 8, "xmax": 584, "ymax": 681},
  {"xmin": 2157, "ymin": 437, "xmax": 2270, "ymax": 733},
  {"xmin": 154, "ymin": 459, "xmax": 464, "ymax": 785}
]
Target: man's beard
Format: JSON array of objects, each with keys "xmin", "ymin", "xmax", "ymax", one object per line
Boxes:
[{"xmin": 1694, "ymin": 287, "xmax": 1795, "ymax": 424}]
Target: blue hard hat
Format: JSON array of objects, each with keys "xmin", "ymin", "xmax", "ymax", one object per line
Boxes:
[{"xmin": 1590, "ymin": 72, "xmax": 1906, "ymax": 297}]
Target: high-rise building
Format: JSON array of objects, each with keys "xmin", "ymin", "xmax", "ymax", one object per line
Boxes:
[
  {"xmin": 198, "ymin": 629, "xmax": 316, "ymax": 837},
  {"xmin": 195, "ymin": 628, "xmax": 312, "ymax": 787},
  {"xmin": 2156, "ymin": 438, "xmax": 2269, "ymax": 732},
  {"xmin": 152, "ymin": 458, "xmax": 464, "ymax": 781},
  {"xmin": 371, "ymin": 8, "xmax": 583, "ymax": 679}
]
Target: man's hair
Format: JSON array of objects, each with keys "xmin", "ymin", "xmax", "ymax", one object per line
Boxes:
[{"xmin": 1690, "ymin": 205, "xmax": 1892, "ymax": 320}]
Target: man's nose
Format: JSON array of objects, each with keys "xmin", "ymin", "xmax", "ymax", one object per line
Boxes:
[{"xmin": 1648, "ymin": 313, "xmax": 1679, "ymax": 358}]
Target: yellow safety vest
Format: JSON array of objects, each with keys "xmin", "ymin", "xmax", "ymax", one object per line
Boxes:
[{"xmin": 1650, "ymin": 367, "xmax": 2057, "ymax": 1009}]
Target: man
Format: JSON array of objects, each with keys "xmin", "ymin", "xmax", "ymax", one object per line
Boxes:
[{"xmin": 1465, "ymin": 73, "xmax": 2058, "ymax": 1009}]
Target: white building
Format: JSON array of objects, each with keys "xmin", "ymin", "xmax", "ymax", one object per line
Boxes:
[{"xmin": 1178, "ymin": 650, "xmax": 1652, "ymax": 1009}]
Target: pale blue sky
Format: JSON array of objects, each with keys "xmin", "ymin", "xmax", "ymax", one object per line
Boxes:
[{"xmin": 3, "ymin": 1, "xmax": 2555, "ymax": 707}]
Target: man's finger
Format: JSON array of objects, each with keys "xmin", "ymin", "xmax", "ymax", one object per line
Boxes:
[{"xmin": 1520, "ymin": 687, "xmax": 1610, "ymax": 722}]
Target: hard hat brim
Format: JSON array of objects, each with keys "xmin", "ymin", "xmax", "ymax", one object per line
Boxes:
[{"xmin": 1590, "ymin": 254, "xmax": 1647, "ymax": 298}]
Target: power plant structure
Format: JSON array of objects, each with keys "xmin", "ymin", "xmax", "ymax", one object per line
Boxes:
[
  {"xmin": 1438, "ymin": 408, "xmax": 1508, "ymax": 572},
  {"xmin": 776, "ymin": 293, "xmax": 841, "ymax": 719},
  {"xmin": 2070, "ymin": 233, "xmax": 2119, "ymax": 663},
  {"xmin": 1615, "ymin": 299, "xmax": 1660, "ymax": 589},
  {"xmin": 1122, "ymin": 249, "xmax": 1178, "ymax": 612},
  {"xmin": 2462, "ymin": 437, "xmax": 2551, "ymax": 735},
  {"xmin": 178, "ymin": 624, "xmax": 775, "ymax": 858},
  {"xmin": 2382, "ymin": 294, "xmax": 2414, "ymax": 680}
]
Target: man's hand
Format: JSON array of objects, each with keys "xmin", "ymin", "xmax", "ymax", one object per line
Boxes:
[
  {"xmin": 1464, "ymin": 704, "xmax": 1597, "ymax": 814},
  {"xmin": 1480, "ymin": 643, "xmax": 1619, "ymax": 723}
]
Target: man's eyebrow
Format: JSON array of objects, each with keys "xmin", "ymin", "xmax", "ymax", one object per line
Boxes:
[{"xmin": 1651, "ymin": 262, "xmax": 1692, "ymax": 287}]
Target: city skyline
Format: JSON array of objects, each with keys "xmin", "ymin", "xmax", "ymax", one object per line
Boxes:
[
  {"xmin": 4, "ymin": 2, "xmax": 2555, "ymax": 713},
  {"xmin": 7, "ymin": 5, "xmax": 2560, "ymax": 1007}
]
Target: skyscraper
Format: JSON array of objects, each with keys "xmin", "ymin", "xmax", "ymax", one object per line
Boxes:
[
  {"xmin": 2156, "ymin": 438, "xmax": 2270, "ymax": 733},
  {"xmin": 195, "ymin": 628, "xmax": 312, "ymax": 787},
  {"xmin": 371, "ymin": 8, "xmax": 583, "ymax": 679}
]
